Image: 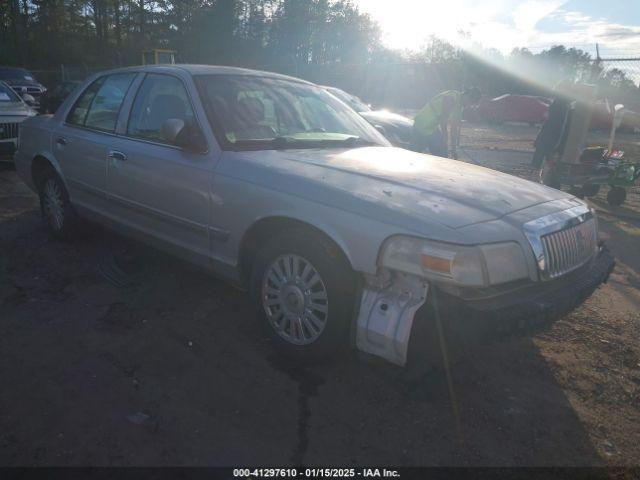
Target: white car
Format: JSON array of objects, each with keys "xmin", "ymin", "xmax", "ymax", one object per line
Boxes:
[{"xmin": 0, "ymin": 80, "xmax": 37, "ymax": 161}]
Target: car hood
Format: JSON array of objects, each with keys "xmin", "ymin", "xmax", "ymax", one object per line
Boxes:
[
  {"xmin": 234, "ymin": 146, "xmax": 572, "ymax": 230},
  {"xmin": 0, "ymin": 101, "xmax": 32, "ymax": 117}
]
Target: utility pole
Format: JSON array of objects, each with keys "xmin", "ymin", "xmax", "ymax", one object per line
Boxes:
[{"xmin": 592, "ymin": 43, "xmax": 602, "ymax": 82}]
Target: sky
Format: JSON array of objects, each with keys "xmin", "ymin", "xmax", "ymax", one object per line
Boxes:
[{"xmin": 355, "ymin": 0, "xmax": 640, "ymax": 57}]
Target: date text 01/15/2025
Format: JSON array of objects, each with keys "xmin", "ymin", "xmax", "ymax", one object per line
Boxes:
[{"xmin": 232, "ymin": 468, "xmax": 401, "ymax": 478}]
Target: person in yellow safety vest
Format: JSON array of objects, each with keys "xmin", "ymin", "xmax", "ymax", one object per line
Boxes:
[{"xmin": 412, "ymin": 87, "xmax": 481, "ymax": 158}]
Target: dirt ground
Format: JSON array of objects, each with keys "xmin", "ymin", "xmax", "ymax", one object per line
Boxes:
[{"xmin": 1, "ymin": 124, "xmax": 639, "ymax": 467}]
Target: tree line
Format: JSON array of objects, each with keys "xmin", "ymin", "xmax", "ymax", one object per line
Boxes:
[
  {"xmin": 0, "ymin": 0, "xmax": 383, "ymax": 69},
  {"xmin": 0, "ymin": 0, "xmax": 637, "ymax": 108}
]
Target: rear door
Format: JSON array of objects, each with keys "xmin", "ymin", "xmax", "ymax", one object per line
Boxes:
[
  {"xmin": 55, "ymin": 73, "xmax": 137, "ymax": 214},
  {"xmin": 105, "ymin": 73, "xmax": 213, "ymax": 262}
]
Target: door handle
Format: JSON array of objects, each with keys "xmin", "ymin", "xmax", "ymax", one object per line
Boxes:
[
  {"xmin": 56, "ymin": 137, "xmax": 67, "ymax": 146},
  {"xmin": 107, "ymin": 150, "xmax": 127, "ymax": 162}
]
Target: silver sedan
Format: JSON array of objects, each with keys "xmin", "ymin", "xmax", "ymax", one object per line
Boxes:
[{"xmin": 14, "ymin": 65, "xmax": 614, "ymax": 367}]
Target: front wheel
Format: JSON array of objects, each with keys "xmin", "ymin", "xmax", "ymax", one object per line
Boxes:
[{"xmin": 249, "ymin": 229, "xmax": 355, "ymax": 360}]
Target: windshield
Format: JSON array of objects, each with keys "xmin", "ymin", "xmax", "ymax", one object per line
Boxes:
[
  {"xmin": 325, "ymin": 87, "xmax": 371, "ymax": 112},
  {"xmin": 196, "ymin": 75, "xmax": 388, "ymax": 151},
  {"xmin": 0, "ymin": 67, "xmax": 35, "ymax": 82},
  {"xmin": 0, "ymin": 82, "xmax": 21, "ymax": 103}
]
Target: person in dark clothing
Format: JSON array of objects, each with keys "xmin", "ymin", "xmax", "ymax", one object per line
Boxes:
[{"xmin": 532, "ymin": 82, "xmax": 573, "ymax": 168}]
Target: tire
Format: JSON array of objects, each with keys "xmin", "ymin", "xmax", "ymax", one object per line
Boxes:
[
  {"xmin": 582, "ymin": 183, "xmax": 601, "ymax": 197},
  {"xmin": 249, "ymin": 228, "xmax": 356, "ymax": 360},
  {"xmin": 37, "ymin": 167, "xmax": 79, "ymax": 239},
  {"xmin": 607, "ymin": 186, "xmax": 626, "ymax": 207}
]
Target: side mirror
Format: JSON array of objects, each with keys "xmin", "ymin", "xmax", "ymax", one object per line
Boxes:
[
  {"xmin": 22, "ymin": 93, "xmax": 37, "ymax": 107},
  {"xmin": 161, "ymin": 118, "xmax": 185, "ymax": 144},
  {"xmin": 161, "ymin": 118, "xmax": 207, "ymax": 153}
]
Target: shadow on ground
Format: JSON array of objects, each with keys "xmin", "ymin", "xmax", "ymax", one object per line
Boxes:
[{"xmin": 0, "ymin": 199, "xmax": 604, "ymax": 466}]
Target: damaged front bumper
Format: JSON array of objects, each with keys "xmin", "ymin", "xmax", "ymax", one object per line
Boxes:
[
  {"xmin": 356, "ymin": 245, "xmax": 615, "ymax": 366},
  {"xmin": 356, "ymin": 270, "xmax": 429, "ymax": 366}
]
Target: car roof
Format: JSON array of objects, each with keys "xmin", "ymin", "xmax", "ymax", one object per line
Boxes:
[{"xmin": 94, "ymin": 64, "xmax": 314, "ymax": 85}]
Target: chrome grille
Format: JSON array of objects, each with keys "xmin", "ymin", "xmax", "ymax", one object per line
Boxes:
[
  {"xmin": 524, "ymin": 204, "xmax": 599, "ymax": 281},
  {"xmin": 0, "ymin": 122, "xmax": 19, "ymax": 140},
  {"xmin": 12, "ymin": 86, "xmax": 43, "ymax": 96},
  {"xmin": 540, "ymin": 218, "xmax": 597, "ymax": 279},
  {"xmin": 25, "ymin": 87, "xmax": 42, "ymax": 98}
]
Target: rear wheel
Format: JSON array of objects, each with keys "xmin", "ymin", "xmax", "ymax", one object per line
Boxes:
[
  {"xmin": 249, "ymin": 229, "xmax": 355, "ymax": 360},
  {"xmin": 38, "ymin": 168, "xmax": 78, "ymax": 239}
]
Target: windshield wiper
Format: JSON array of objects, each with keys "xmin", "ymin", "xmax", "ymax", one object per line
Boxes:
[
  {"xmin": 335, "ymin": 136, "xmax": 379, "ymax": 147},
  {"xmin": 231, "ymin": 135, "xmax": 380, "ymax": 151}
]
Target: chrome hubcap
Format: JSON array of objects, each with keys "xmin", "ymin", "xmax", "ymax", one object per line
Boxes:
[
  {"xmin": 43, "ymin": 179, "xmax": 64, "ymax": 231},
  {"xmin": 262, "ymin": 254, "xmax": 329, "ymax": 345}
]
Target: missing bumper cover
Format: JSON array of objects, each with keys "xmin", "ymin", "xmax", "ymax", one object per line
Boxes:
[{"xmin": 356, "ymin": 270, "xmax": 429, "ymax": 366}]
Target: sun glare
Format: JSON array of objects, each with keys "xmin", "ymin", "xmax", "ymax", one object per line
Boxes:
[{"xmin": 360, "ymin": 0, "xmax": 464, "ymax": 51}]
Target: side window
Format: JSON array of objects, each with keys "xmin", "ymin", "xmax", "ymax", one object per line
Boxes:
[
  {"xmin": 84, "ymin": 73, "xmax": 137, "ymax": 132},
  {"xmin": 67, "ymin": 77, "xmax": 105, "ymax": 126},
  {"xmin": 127, "ymin": 74, "xmax": 195, "ymax": 143}
]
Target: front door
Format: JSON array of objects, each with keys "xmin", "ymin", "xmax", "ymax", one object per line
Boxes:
[{"xmin": 106, "ymin": 73, "xmax": 212, "ymax": 261}]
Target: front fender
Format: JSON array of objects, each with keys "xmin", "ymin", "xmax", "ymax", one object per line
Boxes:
[
  {"xmin": 247, "ymin": 210, "xmax": 363, "ymax": 272},
  {"xmin": 214, "ymin": 173, "xmax": 420, "ymax": 276}
]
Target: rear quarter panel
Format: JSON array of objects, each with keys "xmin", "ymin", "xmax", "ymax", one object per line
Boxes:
[{"xmin": 14, "ymin": 115, "xmax": 57, "ymax": 191}]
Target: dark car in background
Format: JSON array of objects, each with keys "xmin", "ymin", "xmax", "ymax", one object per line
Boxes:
[
  {"xmin": 359, "ymin": 109, "xmax": 413, "ymax": 149},
  {"xmin": 40, "ymin": 80, "xmax": 82, "ymax": 114},
  {"xmin": 0, "ymin": 66, "xmax": 47, "ymax": 111},
  {"xmin": 323, "ymin": 86, "xmax": 371, "ymax": 113},
  {"xmin": 323, "ymin": 85, "xmax": 414, "ymax": 148}
]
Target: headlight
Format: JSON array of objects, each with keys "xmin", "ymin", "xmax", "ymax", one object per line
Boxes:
[{"xmin": 380, "ymin": 236, "xmax": 529, "ymax": 287}]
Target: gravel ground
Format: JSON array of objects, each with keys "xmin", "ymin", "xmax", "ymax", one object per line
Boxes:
[{"xmin": 1, "ymin": 131, "xmax": 639, "ymax": 467}]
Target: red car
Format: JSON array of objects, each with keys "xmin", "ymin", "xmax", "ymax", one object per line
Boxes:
[{"xmin": 472, "ymin": 94, "xmax": 550, "ymax": 125}]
